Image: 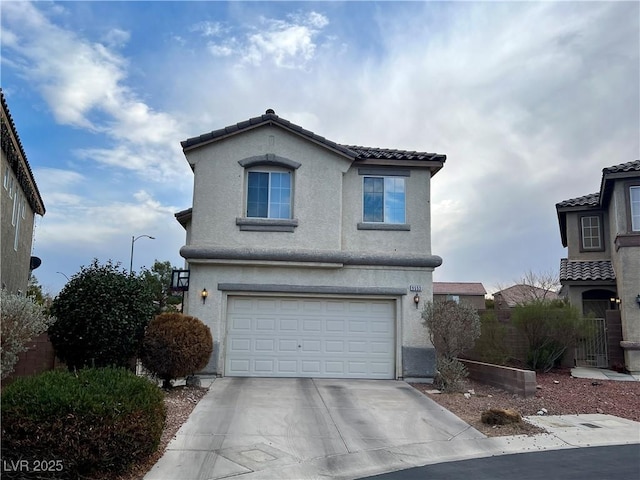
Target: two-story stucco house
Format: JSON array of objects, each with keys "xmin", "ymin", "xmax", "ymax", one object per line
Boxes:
[
  {"xmin": 556, "ymin": 160, "xmax": 640, "ymax": 373},
  {"xmin": 176, "ymin": 110, "xmax": 445, "ymax": 380},
  {"xmin": 1, "ymin": 90, "xmax": 46, "ymax": 294}
]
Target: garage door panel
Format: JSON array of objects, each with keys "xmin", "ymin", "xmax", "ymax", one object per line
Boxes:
[
  {"xmin": 226, "ymin": 297, "xmax": 394, "ymax": 379},
  {"xmin": 278, "ymin": 339, "xmax": 298, "ymax": 352},
  {"xmin": 279, "ymin": 318, "xmax": 298, "ymax": 331}
]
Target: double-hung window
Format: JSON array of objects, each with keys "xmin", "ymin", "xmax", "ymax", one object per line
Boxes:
[
  {"xmin": 630, "ymin": 186, "xmax": 640, "ymax": 231},
  {"xmin": 363, "ymin": 176, "xmax": 406, "ymax": 224},
  {"xmin": 247, "ymin": 171, "xmax": 291, "ymax": 219},
  {"xmin": 580, "ymin": 215, "xmax": 602, "ymax": 251}
]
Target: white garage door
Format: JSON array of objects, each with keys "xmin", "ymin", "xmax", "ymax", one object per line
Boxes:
[{"xmin": 225, "ymin": 296, "xmax": 395, "ymax": 379}]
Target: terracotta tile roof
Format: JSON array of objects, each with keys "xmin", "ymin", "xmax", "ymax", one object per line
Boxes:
[
  {"xmin": 556, "ymin": 192, "xmax": 600, "ymax": 209},
  {"xmin": 433, "ymin": 282, "xmax": 486, "ymax": 296},
  {"xmin": 181, "ymin": 110, "xmax": 446, "ymax": 165},
  {"xmin": 344, "ymin": 145, "xmax": 445, "ymax": 162},
  {"xmin": 603, "ymin": 160, "xmax": 640, "ymax": 174},
  {"xmin": 560, "ymin": 259, "xmax": 616, "ymax": 282}
]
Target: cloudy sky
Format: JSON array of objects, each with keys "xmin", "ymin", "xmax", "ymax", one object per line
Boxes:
[{"xmin": 2, "ymin": 1, "xmax": 638, "ymax": 296}]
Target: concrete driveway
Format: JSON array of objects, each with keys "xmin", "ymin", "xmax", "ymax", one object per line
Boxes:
[{"xmin": 144, "ymin": 377, "xmax": 485, "ymax": 479}]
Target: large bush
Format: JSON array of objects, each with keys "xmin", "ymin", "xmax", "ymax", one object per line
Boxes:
[
  {"xmin": 512, "ymin": 300, "xmax": 584, "ymax": 372},
  {"xmin": 1, "ymin": 290, "xmax": 56, "ymax": 379},
  {"xmin": 1, "ymin": 367, "xmax": 166, "ymax": 478},
  {"xmin": 422, "ymin": 301, "xmax": 481, "ymax": 391},
  {"xmin": 49, "ymin": 260, "xmax": 155, "ymax": 370},
  {"xmin": 141, "ymin": 312, "xmax": 213, "ymax": 387}
]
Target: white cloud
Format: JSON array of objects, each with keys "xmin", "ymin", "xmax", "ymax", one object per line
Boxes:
[
  {"xmin": 103, "ymin": 28, "xmax": 130, "ymax": 48},
  {"xmin": 191, "ymin": 21, "xmax": 225, "ymax": 37},
  {"xmin": 1, "ymin": 1, "xmax": 187, "ymax": 181},
  {"xmin": 205, "ymin": 11, "xmax": 330, "ymax": 69}
]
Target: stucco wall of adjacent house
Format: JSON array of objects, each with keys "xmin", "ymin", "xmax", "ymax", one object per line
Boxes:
[
  {"xmin": 186, "ymin": 126, "xmax": 351, "ymax": 252},
  {"xmin": 607, "ymin": 181, "xmax": 640, "ymax": 373},
  {"xmin": 184, "ymin": 262, "xmax": 436, "ymax": 379},
  {"xmin": 433, "ymin": 294, "xmax": 485, "ymax": 310},
  {"xmin": 565, "ymin": 209, "xmax": 612, "ymax": 260},
  {"xmin": 1, "ymin": 153, "xmax": 36, "ymax": 294}
]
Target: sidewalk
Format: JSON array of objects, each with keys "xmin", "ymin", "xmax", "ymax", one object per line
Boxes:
[{"xmin": 571, "ymin": 367, "xmax": 640, "ymax": 382}]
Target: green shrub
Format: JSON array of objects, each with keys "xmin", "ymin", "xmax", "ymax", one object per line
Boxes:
[
  {"xmin": 1, "ymin": 368, "xmax": 165, "ymax": 479},
  {"xmin": 512, "ymin": 300, "xmax": 585, "ymax": 372},
  {"xmin": 141, "ymin": 312, "xmax": 213, "ymax": 387},
  {"xmin": 474, "ymin": 311, "xmax": 510, "ymax": 365},
  {"xmin": 1, "ymin": 289, "xmax": 56, "ymax": 379},
  {"xmin": 49, "ymin": 260, "xmax": 155, "ymax": 370}
]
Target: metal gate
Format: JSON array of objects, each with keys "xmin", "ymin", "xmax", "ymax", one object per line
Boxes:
[{"xmin": 575, "ymin": 318, "xmax": 608, "ymax": 368}]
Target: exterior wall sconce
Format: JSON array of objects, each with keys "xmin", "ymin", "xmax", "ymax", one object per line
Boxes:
[
  {"xmin": 201, "ymin": 288, "xmax": 208, "ymax": 304},
  {"xmin": 414, "ymin": 294, "xmax": 420, "ymax": 309},
  {"xmin": 610, "ymin": 297, "xmax": 621, "ymax": 305},
  {"xmin": 636, "ymin": 294, "xmax": 640, "ymax": 307}
]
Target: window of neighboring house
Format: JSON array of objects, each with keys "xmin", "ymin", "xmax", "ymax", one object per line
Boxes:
[
  {"xmin": 13, "ymin": 193, "xmax": 23, "ymax": 251},
  {"xmin": 363, "ymin": 176, "xmax": 406, "ymax": 223},
  {"xmin": 446, "ymin": 294, "xmax": 460, "ymax": 304},
  {"xmin": 631, "ymin": 186, "xmax": 640, "ymax": 231},
  {"xmin": 246, "ymin": 171, "xmax": 291, "ymax": 219},
  {"xmin": 580, "ymin": 215, "xmax": 602, "ymax": 250},
  {"xmin": 12, "ymin": 190, "xmax": 19, "ymax": 226}
]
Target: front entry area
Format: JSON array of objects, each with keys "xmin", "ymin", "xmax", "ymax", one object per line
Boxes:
[{"xmin": 224, "ymin": 296, "xmax": 396, "ymax": 379}]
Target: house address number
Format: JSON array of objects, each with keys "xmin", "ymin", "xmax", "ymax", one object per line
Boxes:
[{"xmin": 409, "ymin": 285, "xmax": 423, "ymax": 292}]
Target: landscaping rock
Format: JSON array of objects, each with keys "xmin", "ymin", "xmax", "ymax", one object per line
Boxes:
[{"xmin": 481, "ymin": 408, "xmax": 522, "ymax": 425}]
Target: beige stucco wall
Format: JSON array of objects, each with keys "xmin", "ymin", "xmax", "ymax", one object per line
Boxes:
[
  {"xmin": 341, "ymin": 167, "xmax": 432, "ymax": 254},
  {"xmin": 187, "ymin": 126, "xmax": 351, "ymax": 251}
]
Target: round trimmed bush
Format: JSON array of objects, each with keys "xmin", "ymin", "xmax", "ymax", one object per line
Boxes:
[
  {"xmin": 141, "ymin": 312, "xmax": 213, "ymax": 386},
  {"xmin": 1, "ymin": 368, "xmax": 166, "ymax": 478}
]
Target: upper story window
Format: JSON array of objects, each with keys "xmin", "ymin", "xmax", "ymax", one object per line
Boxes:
[
  {"xmin": 247, "ymin": 171, "xmax": 291, "ymax": 219},
  {"xmin": 236, "ymin": 155, "xmax": 300, "ymax": 232},
  {"xmin": 630, "ymin": 186, "xmax": 640, "ymax": 231},
  {"xmin": 363, "ymin": 176, "xmax": 406, "ymax": 224},
  {"xmin": 580, "ymin": 215, "xmax": 602, "ymax": 251}
]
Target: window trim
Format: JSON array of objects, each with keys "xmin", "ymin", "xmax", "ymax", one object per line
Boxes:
[{"xmin": 579, "ymin": 213, "xmax": 604, "ymax": 252}]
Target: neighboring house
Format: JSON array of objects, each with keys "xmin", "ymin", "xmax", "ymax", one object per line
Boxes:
[
  {"xmin": 176, "ymin": 109, "xmax": 446, "ymax": 380},
  {"xmin": 556, "ymin": 160, "xmax": 640, "ymax": 373},
  {"xmin": 433, "ymin": 282, "xmax": 486, "ymax": 309},
  {"xmin": 493, "ymin": 284, "xmax": 559, "ymax": 310},
  {"xmin": 1, "ymin": 90, "xmax": 45, "ymax": 294}
]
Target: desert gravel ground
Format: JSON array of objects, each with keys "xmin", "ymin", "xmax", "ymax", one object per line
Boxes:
[{"xmin": 411, "ymin": 367, "xmax": 640, "ymax": 437}]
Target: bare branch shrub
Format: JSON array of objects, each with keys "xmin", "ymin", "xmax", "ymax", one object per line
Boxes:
[{"xmin": 422, "ymin": 301, "xmax": 481, "ymax": 391}]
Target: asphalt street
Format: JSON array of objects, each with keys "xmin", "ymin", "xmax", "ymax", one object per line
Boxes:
[{"xmin": 361, "ymin": 444, "xmax": 640, "ymax": 480}]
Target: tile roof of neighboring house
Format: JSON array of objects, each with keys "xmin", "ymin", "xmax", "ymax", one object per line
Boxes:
[
  {"xmin": 603, "ymin": 159, "xmax": 640, "ymax": 174},
  {"xmin": 556, "ymin": 192, "xmax": 600, "ymax": 209},
  {"xmin": 433, "ymin": 282, "xmax": 486, "ymax": 296},
  {"xmin": 0, "ymin": 89, "xmax": 45, "ymax": 215},
  {"xmin": 180, "ymin": 110, "xmax": 446, "ymax": 169},
  {"xmin": 556, "ymin": 159, "xmax": 640, "ymax": 247},
  {"xmin": 560, "ymin": 259, "xmax": 616, "ymax": 282},
  {"xmin": 493, "ymin": 284, "xmax": 559, "ymax": 308}
]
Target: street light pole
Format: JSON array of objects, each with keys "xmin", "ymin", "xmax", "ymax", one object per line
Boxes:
[{"xmin": 130, "ymin": 234, "xmax": 155, "ymax": 274}]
